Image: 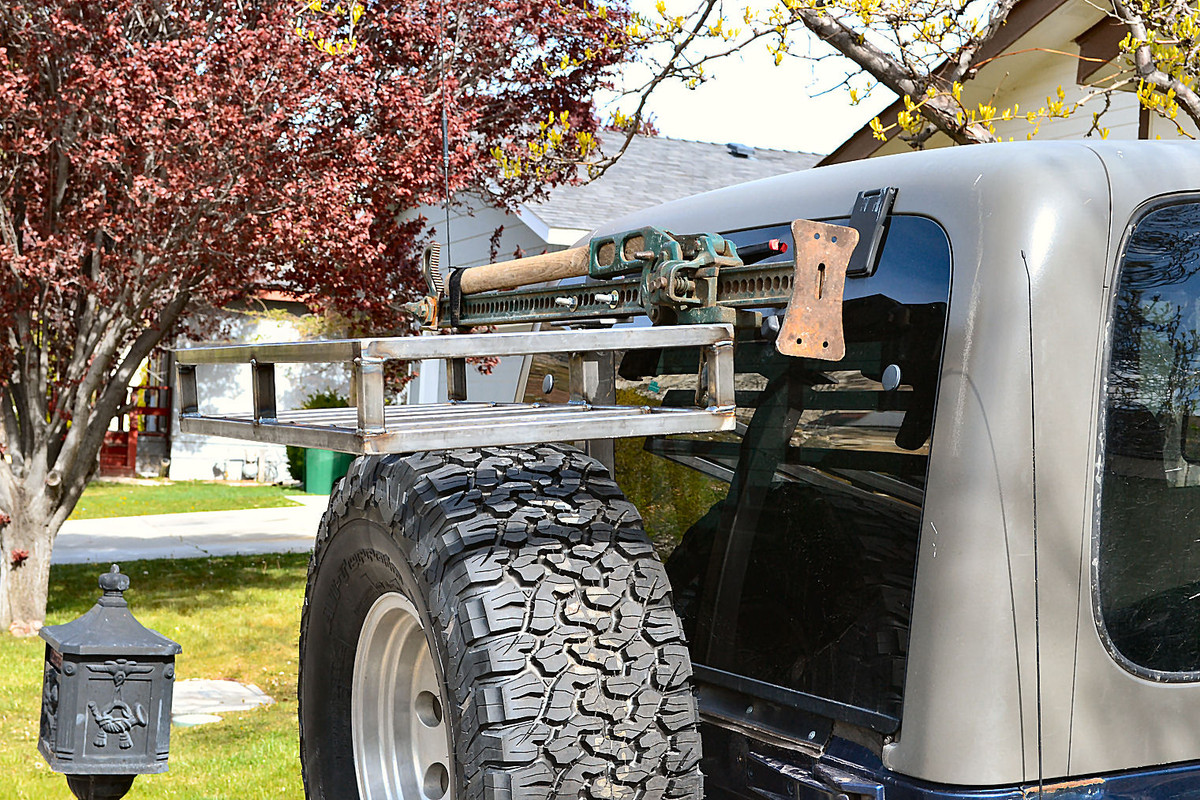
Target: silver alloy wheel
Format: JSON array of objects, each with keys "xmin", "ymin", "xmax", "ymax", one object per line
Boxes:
[{"xmin": 353, "ymin": 592, "xmax": 453, "ymax": 800}]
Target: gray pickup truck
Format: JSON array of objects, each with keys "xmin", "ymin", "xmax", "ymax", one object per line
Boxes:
[{"xmin": 177, "ymin": 140, "xmax": 1200, "ymax": 800}]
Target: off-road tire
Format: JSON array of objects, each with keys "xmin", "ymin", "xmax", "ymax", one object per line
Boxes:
[{"xmin": 298, "ymin": 445, "xmax": 703, "ymax": 800}]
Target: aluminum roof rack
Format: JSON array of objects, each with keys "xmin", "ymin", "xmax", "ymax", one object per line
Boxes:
[{"xmin": 176, "ymin": 324, "xmax": 735, "ymax": 455}]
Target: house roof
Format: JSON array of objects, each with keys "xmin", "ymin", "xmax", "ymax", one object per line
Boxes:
[{"xmin": 524, "ymin": 135, "xmax": 820, "ymax": 234}]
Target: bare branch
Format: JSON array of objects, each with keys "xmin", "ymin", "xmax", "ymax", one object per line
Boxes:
[
  {"xmin": 793, "ymin": 5, "xmax": 995, "ymax": 143},
  {"xmin": 1113, "ymin": 0, "xmax": 1200, "ymax": 126}
]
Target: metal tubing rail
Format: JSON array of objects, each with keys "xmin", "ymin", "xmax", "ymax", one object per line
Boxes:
[
  {"xmin": 177, "ymin": 324, "xmax": 736, "ymax": 455},
  {"xmin": 174, "ymin": 325, "xmax": 732, "ymax": 364}
]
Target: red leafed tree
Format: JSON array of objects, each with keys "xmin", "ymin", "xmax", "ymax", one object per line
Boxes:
[{"xmin": 0, "ymin": 0, "xmax": 628, "ymax": 632}]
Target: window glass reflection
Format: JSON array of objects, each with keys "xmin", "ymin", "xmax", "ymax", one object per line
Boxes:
[
  {"xmin": 615, "ymin": 215, "xmax": 951, "ymax": 722},
  {"xmin": 1101, "ymin": 201, "xmax": 1200, "ymax": 674}
]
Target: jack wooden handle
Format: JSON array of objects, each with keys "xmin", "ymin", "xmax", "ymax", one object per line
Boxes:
[{"xmin": 458, "ymin": 247, "xmax": 589, "ymax": 294}]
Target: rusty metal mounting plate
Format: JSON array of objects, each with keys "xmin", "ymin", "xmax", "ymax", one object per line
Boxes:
[{"xmin": 776, "ymin": 220, "xmax": 859, "ymax": 361}]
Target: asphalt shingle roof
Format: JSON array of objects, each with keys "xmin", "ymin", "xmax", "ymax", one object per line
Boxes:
[{"xmin": 525, "ymin": 135, "xmax": 820, "ymax": 231}]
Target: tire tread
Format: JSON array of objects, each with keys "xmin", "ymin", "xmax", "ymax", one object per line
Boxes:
[{"xmin": 299, "ymin": 444, "xmax": 702, "ymax": 800}]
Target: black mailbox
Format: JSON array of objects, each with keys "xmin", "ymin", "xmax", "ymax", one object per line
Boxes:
[{"xmin": 38, "ymin": 564, "xmax": 182, "ymax": 800}]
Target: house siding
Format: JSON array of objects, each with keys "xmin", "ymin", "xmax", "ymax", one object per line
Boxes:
[
  {"xmin": 169, "ymin": 311, "xmax": 347, "ymax": 483},
  {"xmin": 407, "ymin": 198, "xmax": 566, "ymax": 269},
  {"xmin": 832, "ymin": 0, "xmax": 1198, "ymax": 162}
]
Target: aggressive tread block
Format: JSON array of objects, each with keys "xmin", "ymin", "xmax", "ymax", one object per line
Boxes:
[{"xmin": 299, "ymin": 444, "xmax": 703, "ymax": 800}]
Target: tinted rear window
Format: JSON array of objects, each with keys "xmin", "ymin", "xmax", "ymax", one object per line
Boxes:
[
  {"xmin": 1099, "ymin": 200, "xmax": 1200, "ymax": 676},
  {"xmin": 616, "ymin": 215, "xmax": 951, "ymax": 724}
]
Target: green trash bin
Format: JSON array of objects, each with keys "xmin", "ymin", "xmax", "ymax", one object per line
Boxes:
[{"xmin": 305, "ymin": 449, "xmax": 354, "ymax": 494}]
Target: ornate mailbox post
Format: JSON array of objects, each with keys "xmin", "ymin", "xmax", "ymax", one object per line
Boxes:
[{"xmin": 38, "ymin": 564, "xmax": 182, "ymax": 800}]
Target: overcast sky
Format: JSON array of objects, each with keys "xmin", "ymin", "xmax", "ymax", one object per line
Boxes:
[{"xmin": 602, "ymin": 1, "xmax": 898, "ymax": 156}]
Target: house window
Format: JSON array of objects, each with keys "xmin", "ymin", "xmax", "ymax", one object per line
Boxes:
[{"xmin": 1099, "ymin": 199, "xmax": 1200, "ymax": 677}]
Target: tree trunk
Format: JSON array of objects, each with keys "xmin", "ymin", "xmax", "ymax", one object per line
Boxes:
[
  {"xmin": 0, "ymin": 285, "xmax": 192, "ymax": 636},
  {"xmin": 0, "ymin": 470, "xmax": 56, "ymax": 635}
]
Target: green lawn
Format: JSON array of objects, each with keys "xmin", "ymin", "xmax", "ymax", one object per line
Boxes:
[
  {"xmin": 69, "ymin": 481, "xmax": 304, "ymax": 520},
  {"xmin": 0, "ymin": 555, "xmax": 309, "ymax": 799}
]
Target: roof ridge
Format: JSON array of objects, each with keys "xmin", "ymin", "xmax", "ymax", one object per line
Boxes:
[{"xmin": 598, "ymin": 132, "xmax": 820, "ymax": 158}]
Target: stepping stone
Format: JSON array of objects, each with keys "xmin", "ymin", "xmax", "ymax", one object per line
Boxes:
[
  {"xmin": 172, "ymin": 679, "xmax": 274, "ymax": 726},
  {"xmin": 173, "ymin": 714, "xmax": 225, "ymax": 727}
]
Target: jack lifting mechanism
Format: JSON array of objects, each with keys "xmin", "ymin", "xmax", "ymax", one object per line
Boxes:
[{"xmin": 175, "ymin": 217, "xmax": 859, "ymax": 454}]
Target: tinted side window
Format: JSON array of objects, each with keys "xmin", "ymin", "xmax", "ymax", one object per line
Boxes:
[
  {"xmin": 1100, "ymin": 201, "xmax": 1200, "ymax": 676},
  {"xmin": 619, "ymin": 216, "xmax": 951, "ymax": 724}
]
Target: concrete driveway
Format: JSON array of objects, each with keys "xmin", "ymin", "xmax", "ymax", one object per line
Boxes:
[{"xmin": 53, "ymin": 494, "xmax": 330, "ymax": 564}]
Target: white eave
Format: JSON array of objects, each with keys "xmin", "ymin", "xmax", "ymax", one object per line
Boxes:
[{"xmin": 515, "ymin": 204, "xmax": 590, "ymax": 248}]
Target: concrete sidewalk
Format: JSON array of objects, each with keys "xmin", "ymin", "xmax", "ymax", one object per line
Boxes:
[{"xmin": 53, "ymin": 495, "xmax": 330, "ymax": 564}]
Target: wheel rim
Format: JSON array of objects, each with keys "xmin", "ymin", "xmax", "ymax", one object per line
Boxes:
[{"xmin": 353, "ymin": 592, "xmax": 453, "ymax": 800}]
